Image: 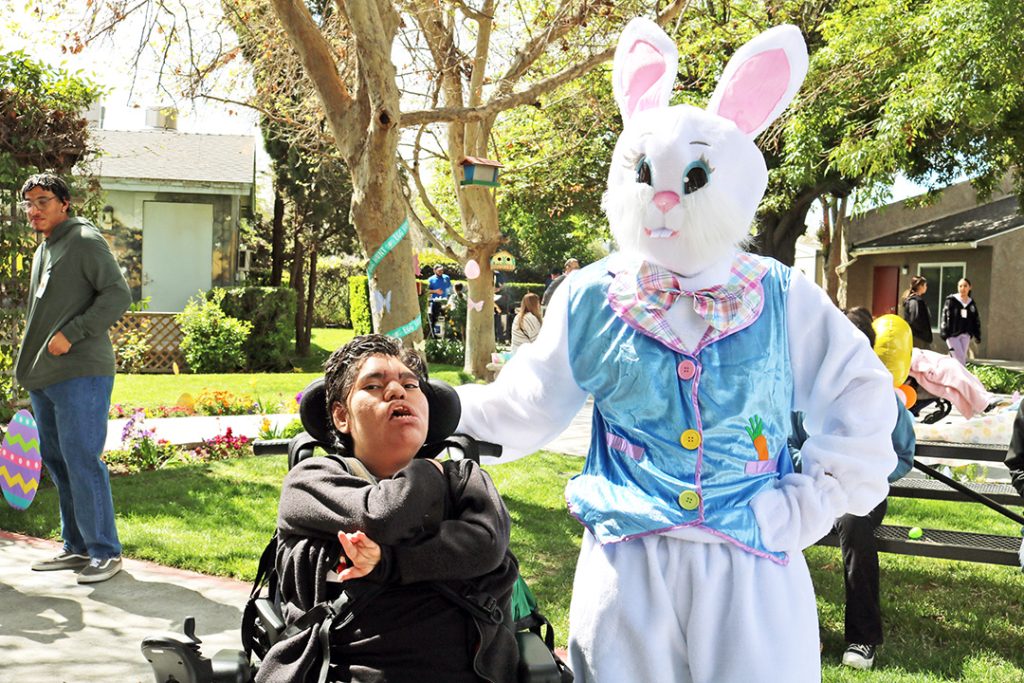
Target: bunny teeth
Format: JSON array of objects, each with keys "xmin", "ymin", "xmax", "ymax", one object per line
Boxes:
[{"xmin": 644, "ymin": 227, "xmax": 678, "ymax": 239}]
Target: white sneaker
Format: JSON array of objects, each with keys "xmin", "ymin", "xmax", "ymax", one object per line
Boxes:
[{"xmin": 842, "ymin": 643, "xmax": 876, "ymax": 670}]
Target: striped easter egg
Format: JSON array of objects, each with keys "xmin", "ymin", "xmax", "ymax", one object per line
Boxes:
[{"xmin": 1, "ymin": 409, "xmax": 42, "ymax": 510}]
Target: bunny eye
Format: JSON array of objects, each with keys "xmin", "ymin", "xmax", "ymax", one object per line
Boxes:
[
  {"xmin": 635, "ymin": 157, "xmax": 653, "ymax": 186},
  {"xmin": 683, "ymin": 159, "xmax": 711, "ymax": 195}
]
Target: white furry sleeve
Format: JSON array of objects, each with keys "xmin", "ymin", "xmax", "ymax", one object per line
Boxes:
[
  {"xmin": 751, "ymin": 270, "xmax": 897, "ymax": 552},
  {"xmin": 455, "ymin": 283, "xmax": 589, "ymax": 459}
]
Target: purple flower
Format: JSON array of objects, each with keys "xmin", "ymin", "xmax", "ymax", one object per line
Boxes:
[{"xmin": 295, "ymin": 391, "xmax": 304, "ymax": 405}]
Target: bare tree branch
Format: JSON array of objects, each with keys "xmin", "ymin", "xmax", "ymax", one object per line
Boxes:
[{"xmin": 401, "ymin": 0, "xmax": 691, "ymax": 127}]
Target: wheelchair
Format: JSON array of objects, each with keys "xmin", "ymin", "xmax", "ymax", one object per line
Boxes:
[{"xmin": 141, "ymin": 377, "xmax": 569, "ymax": 683}]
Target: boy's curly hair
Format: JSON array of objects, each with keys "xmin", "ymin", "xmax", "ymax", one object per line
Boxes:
[{"xmin": 323, "ymin": 334, "xmax": 428, "ymax": 450}]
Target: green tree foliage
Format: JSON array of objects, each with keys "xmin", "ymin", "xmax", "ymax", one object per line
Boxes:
[
  {"xmin": 0, "ymin": 52, "xmax": 101, "ymax": 418},
  {"xmin": 496, "ymin": 68, "xmax": 615, "ymax": 275},
  {"xmin": 216, "ymin": 286, "xmax": 297, "ymax": 371},
  {"xmin": 348, "ymin": 276, "xmax": 372, "ymax": 335}
]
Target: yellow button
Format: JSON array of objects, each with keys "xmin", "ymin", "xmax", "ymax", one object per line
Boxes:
[
  {"xmin": 679, "ymin": 429, "xmax": 702, "ymax": 450},
  {"xmin": 678, "ymin": 490, "xmax": 701, "ymax": 510}
]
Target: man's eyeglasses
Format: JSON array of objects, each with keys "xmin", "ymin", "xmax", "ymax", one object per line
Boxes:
[{"xmin": 18, "ymin": 196, "xmax": 58, "ymax": 212}]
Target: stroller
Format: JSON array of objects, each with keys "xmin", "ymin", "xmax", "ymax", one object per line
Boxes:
[{"xmin": 141, "ymin": 378, "xmax": 570, "ymax": 683}]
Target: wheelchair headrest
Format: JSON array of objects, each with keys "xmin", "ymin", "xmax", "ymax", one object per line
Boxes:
[{"xmin": 298, "ymin": 375, "xmax": 462, "ymax": 452}]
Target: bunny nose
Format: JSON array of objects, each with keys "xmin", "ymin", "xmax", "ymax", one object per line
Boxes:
[{"xmin": 653, "ymin": 191, "xmax": 680, "ymax": 214}]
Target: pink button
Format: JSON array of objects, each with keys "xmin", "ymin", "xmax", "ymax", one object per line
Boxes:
[{"xmin": 677, "ymin": 360, "xmax": 697, "ymax": 380}]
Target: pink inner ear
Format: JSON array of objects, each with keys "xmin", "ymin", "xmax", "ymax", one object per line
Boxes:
[
  {"xmin": 621, "ymin": 40, "xmax": 667, "ymax": 118},
  {"xmin": 716, "ymin": 49, "xmax": 790, "ymax": 135}
]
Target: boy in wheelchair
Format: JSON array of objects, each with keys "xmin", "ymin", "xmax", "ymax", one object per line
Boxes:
[{"xmin": 259, "ymin": 334, "xmax": 519, "ymax": 682}]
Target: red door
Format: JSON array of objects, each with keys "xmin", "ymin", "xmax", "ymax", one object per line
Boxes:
[{"xmin": 872, "ymin": 266, "xmax": 899, "ymax": 317}]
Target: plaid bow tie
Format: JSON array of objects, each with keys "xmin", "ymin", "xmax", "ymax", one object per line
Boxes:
[
  {"xmin": 637, "ymin": 262, "xmax": 755, "ymax": 331},
  {"xmin": 607, "ymin": 253, "xmax": 769, "ymax": 352}
]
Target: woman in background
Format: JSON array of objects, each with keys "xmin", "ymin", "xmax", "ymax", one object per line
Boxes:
[
  {"xmin": 901, "ymin": 276, "xmax": 933, "ymax": 349},
  {"xmin": 940, "ymin": 278, "xmax": 982, "ymax": 365},
  {"xmin": 510, "ymin": 292, "xmax": 542, "ymax": 353}
]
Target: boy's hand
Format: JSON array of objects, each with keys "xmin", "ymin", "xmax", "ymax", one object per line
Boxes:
[{"xmin": 336, "ymin": 530, "xmax": 381, "ymax": 581}]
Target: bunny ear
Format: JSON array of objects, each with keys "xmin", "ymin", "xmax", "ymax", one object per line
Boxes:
[
  {"xmin": 707, "ymin": 25, "xmax": 808, "ymax": 138},
  {"xmin": 613, "ymin": 18, "xmax": 678, "ymax": 123}
]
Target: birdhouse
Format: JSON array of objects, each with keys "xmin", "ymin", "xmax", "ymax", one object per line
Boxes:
[
  {"xmin": 460, "ymin": 157, "xmax": 503, "ymax": 187},
  {"xmin": 491, "ymin": 250, "xmax": 516, "ymax": 272}
]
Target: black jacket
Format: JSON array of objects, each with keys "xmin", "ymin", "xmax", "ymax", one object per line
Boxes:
[
  {"xmin": 939, "ymin": 294, "xmax": 981, "ymax": 342},
  {"xmin": 257, "ymin": 456, "xmax": 518, "ymax": 683},
  {"xmin": 1005, "ymin": 404, "xmax": 1024, "ymax": 500},
  {"xmin": 902, "ymin": 294, "xmax": 933, "ymax": 344}
]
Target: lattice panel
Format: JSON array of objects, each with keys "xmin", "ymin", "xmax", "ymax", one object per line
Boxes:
[{"xmin": 111, "ymin": 312, "xmax": 185, "ymax": 374}]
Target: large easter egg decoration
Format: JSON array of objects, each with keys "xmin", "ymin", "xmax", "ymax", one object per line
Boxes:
[
  {"xmin": 1, "ymin": 409, "xmax": 42, "ymax": 510},
  {"xmin": 871, "ymin": 314, "xmax": 913, "ymax": 386}
]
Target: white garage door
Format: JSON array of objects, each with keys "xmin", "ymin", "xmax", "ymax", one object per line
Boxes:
[{"xmin": 142, "ymin": 201, "xmax": 214, "ymax": 312}]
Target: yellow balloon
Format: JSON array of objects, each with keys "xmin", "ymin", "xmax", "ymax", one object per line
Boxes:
[{"xmin": 871, "ymin": 314, "xmax": 913, "ymax": 385}]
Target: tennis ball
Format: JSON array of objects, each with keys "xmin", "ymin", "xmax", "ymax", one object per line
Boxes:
[{"xmin": 908, "ymin": 527, "xmax": 923, "ymax": 539}]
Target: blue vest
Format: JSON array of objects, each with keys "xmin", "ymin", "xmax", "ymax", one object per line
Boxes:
[{"xmin": 565, "ymin": 255, "xmax": 794, "ymax": 562}]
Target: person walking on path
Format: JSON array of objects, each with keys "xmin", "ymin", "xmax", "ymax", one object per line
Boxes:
[
  {"xmin": 427, "ymin": 264, "xmax": 452, "ymax": 337},
  {"xmin": 901, "ymin": 276, "xmax": 933, "ymax": 350},
  {"xmin": 940, "ymin": 277, "xmax": 981, "ymax": 365},
  {"xmin": 15, "ymin": 173, "xmax": 132, "ymax": 584}
]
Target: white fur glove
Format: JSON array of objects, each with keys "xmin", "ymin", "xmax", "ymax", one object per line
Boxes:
[{"xmin": 750, "ymin": 463, "xmax": 850, "ymax": 552}]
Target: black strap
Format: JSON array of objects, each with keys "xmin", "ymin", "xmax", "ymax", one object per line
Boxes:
[{"xmin": 430, "ymin": 581, "xmax": 505, "ymax": 625}]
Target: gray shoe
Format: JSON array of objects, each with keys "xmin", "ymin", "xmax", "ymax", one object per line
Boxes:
[
  {"xmin": 31, "ymin": 551, "xmax": 90, "ymax": 571},
  {"xmin": 76, "ymin": 556, "xmax": 123, "ymax": 584}
]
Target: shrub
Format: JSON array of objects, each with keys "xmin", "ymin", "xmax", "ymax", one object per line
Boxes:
[
  {"xmin": 968, "ymin": 364, "xmax": 1024, "ymax": 394},
  {"xmin": 425, "ymin": 338, "xmax": 465, "ymax": 365},
  {"xmin": 176, "ymin": 290, "xmax": 253, "ymax": 373},
  {"xmin": 115, "ymin": 317, "xmax": 151, "ymax": 374},
  {"xmin": 499, "ymin": 282, "xmax": 547, "ymax": 312},
  {"xmin": 216, "ymin": 286, "xmax": 296, "ymax": 371},
  {"xmin": 349, "ymin": 276, "xmax": 372, "ymax": 335},
  {"xmin": 417, "ymin": 249, "xmax": 463, "ymax": 279},
  {"xmin": 313, "ymin": 255, "xmax": 362, "ymax": 328},
  {"xmin": 258, "ymin": 417, "xmax": 305, "ymax": 440}
]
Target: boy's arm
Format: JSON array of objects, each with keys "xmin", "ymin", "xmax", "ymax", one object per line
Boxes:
[{"xmin": 277, "ymin": 457, "xmax": 448, "ymax": 542}]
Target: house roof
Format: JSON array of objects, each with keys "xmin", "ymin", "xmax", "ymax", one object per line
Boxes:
[
  {"xmin": 91, "ymin": 129, "xmax": 255, "ymax": 186},
  {"xmin": 852, "ymin": 195, "xmax": 1024, "ymax": 253}
]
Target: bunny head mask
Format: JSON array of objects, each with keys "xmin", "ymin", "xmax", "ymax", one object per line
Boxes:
[{"xmin": 603, "ymin": 19, "xmax": 808, "ymax": 277}]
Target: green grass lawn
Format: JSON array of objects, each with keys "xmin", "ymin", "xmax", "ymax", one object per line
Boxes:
[
  {"xmin": 4, "ymin": 452, "xmax": 1024, "ymax": 680},
  {"xmin": 111, "ymin": 327, "xmax": 475, "ymax": 411}
]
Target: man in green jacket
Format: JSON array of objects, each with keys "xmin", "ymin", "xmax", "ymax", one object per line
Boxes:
[{"xmin": 15, "ymin": 173, "xmax": 132, "ymax": 584}]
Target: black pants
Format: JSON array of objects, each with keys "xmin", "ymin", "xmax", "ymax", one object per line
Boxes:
[
  {"xmin": 833, "ymin": 498, "xmax": 888, "ymax": 645},
  {"xmin": 429, "ymin": 299, "xmax": 446, "ymax": 336}
]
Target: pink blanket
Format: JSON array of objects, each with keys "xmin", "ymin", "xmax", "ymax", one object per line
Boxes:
[{"xmin": 909, "ymin": 349, "xmax": 993, "ymax": 419}]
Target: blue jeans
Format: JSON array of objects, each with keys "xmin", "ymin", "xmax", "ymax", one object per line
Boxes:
[{"xmin": 30, "ymin": 375, "xmax": 121, "ymax": 560}]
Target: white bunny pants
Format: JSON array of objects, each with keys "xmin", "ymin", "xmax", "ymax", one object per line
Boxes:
[{"xmin": 567, "ymin": 531, "xmax": 821, "ymax": 683}]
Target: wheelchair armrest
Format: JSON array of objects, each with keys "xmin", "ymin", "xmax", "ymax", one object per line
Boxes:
[
  {"xmin": 516, "ymin": 631, "xmax": 563, "ymax": 683},
  {"xmin": 210, "ymin": 649, "xmax": 251, "ymax": 683},
  {"xmin": 287, "ymin": 433, "xmax": 330, "ymax": 471}
]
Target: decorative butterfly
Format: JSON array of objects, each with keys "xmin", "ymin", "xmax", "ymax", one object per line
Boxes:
[
  {"xmin": 467, "ymin": 297, "xmax": 484, "ymax": 312},
  {"xmin": 372, "ymin": 289, "xmax": 392, "ymax": 315}
]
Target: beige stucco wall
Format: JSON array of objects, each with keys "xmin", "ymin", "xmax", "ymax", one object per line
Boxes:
[{"xmin": 983, "ymin": 228, "xmax": 1024, "ymax": 360}]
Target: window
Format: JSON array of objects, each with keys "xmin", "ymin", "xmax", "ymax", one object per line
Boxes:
[{"xmin": 918, "ymin": 262, "xmax": 965, "ymax": 331}]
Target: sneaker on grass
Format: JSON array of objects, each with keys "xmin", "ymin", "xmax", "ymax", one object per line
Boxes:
[
  {"xmin": 31, "ymin": 551, "xmax": 90, "ymax": 572},
  {"xmin": 77, "ymin": 556, "xmax": 123, "ymax": 584},
  {"xmin": 842, "ymin": 643, "xmax": 876, "ymax": 670}
]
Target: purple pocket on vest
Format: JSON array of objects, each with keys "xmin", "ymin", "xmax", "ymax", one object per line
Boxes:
[
  {"xmin": 606, "ymin": 432, "xmax": 645, "ymax": 461},
  {"xmin": 744, "ymin": 457, "xmax": 778, "ymax": 475}
]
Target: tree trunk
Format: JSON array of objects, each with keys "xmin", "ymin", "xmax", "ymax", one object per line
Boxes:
[
  {"xmin": 291, "ymin": 222, "xmax": 309, "ymax": 356},
  {"xmin": 463, "ymin": 243, "xmax": 498, "ymax": 376},
  {"xmin": 270, "ymin": 189, "xmax": 285, "ymax": 286},
  {"xmin": 305, "ymin": 245, "xmax": 317, "ymax": 351}
]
